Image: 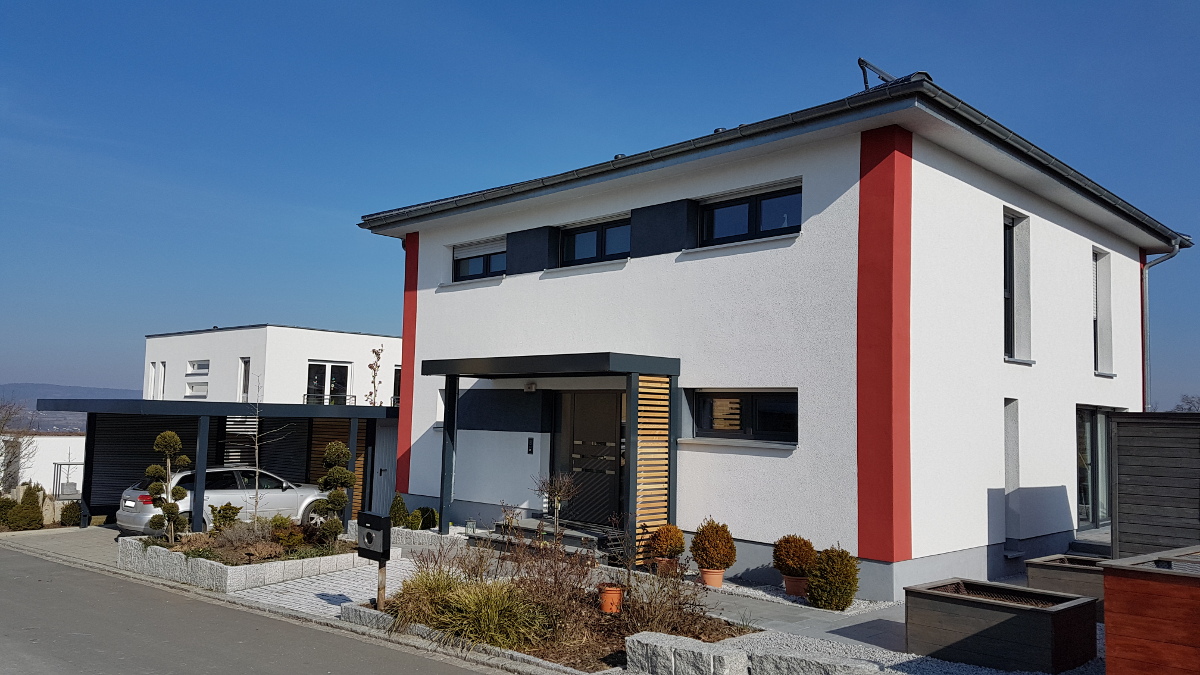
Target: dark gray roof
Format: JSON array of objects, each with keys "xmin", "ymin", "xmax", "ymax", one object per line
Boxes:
[
  {"xmin": 359, "ymin": 72, "xmax": 1189, "ymax": 250},
  {"xmin": 37, "ymin": 398, "xmax": 396, "ymax": 418},
  {"xmin": 422, "ymin": 352, "xmax": 680, "ymax": 379}
]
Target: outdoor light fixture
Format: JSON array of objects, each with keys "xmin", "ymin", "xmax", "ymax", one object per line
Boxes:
[
  {"xmin": 465, "ymin": 518, "xmax": 477, "ymax": 534},
  {"xmin": 524, "ymin": 382, "xmax": 537, "ymax": 393}
]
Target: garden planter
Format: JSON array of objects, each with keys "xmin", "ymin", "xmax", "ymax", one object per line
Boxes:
[
  {"xmin": 1098, "ymin": 545, "xmax": 1200, "ymax": 675},
  {"xmin": 905, "ymin": 578, "xmax": 1096, "ymax": 674},
  {"xmin": 654, "ymin": 557, "xmax": 680, "ymax": 576},
  {"xmin": 781, "ymin": 574, "xmax": 808, "ymax": 598},
  {"xmin": 698, "ymin": 568, "xmax": 725, "ymax": 588},
  {"xmin": 1025, "ymin": 554, "xmax": 1105, "ymax": 621},
  {"xmin": 597, "ymin": 583, "xmax": 624, "ymax": 613}
]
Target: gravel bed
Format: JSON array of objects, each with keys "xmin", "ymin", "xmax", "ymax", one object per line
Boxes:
[
  {"xmin": 711, "ymin": 578, "xmax": 902, "ymax": 616},
  {"xmin": 722, "ymin": 626, "xmax": 1105, "ymax": 675}
]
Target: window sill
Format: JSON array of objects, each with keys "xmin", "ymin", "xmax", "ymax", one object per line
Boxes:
[
  {"xmin": 1094, "ymin": 371, "xmax": 1118, "ymax": 379},
  {"xmin": 679, "ymin": 232, "xmax": 799, "ymax": 256},
  {"xmin": 1004, "ymin": 357, "xmax": 1036, "ymax": 367},
  {"xmin": 437, "ymin": 275, "xmax": 505, "ymax": 291},
  {"xmin": 678, "ymin": 437, "xmax": 796, "ymax": 452},
  {"xmin": 540, "ymin": 258, "xmax": 628, "ymax": 278}
]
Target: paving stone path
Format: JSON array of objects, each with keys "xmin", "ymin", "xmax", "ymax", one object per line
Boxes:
[{"xmin": 232, "ymin": 556, "xmax": 417, "ymax": 618}]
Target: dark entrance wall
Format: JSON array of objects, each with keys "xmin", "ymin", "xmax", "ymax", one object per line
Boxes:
[{"xmin": 1110, "ymin": 413, "xmax": 1200, "ymax": 558}]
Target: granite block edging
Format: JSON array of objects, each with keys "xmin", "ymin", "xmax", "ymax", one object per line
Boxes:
[
  {"xmin": 337, "ymin": 603, "xmax": 585, "ymax": 675},
  {"xmin": 625, "ymin": 632, "xmax": 885, "ymax": 675},
  {"xmin": 344, "ymin": 521, "xmax": 467, "ymax": 548},
  {"xmin": 116, "ymin": 536, "xmax": 372, "ymax": 593}
]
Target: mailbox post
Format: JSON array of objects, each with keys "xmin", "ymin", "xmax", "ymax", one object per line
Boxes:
[{"xmin": 356, "ymin": 511, "xmax": 391, "ymax": 609}]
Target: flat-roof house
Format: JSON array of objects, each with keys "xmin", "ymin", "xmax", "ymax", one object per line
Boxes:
[{"xmin": 359, "ymin": 71, "xmax": 1190, "ymax": 600}]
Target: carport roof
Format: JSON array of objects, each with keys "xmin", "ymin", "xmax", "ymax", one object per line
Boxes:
[
  {"xmin": 421, "ymin": 352, "xmax": 681, "ymax": 379},
  {"xmin": 36, "ymin": 399, "xmax": 396, "ymax": 419}
]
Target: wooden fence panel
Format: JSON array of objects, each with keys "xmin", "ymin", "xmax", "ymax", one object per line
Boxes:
[{"xmin": 1111, "ymin": 414, "xmax": 1200, "ymax": 559}]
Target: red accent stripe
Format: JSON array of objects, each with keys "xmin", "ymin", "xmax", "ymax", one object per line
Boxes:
[
  {"xmin": 857, "ymin": 125, "xmax": 913, "ymax": 563},
  {"xmin": 395, "ymin": 232, "xmax": 419, "ymax": 493}
]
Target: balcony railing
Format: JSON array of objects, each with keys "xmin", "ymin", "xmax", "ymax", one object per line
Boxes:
[
  {"xmin": 304, "ymin": 394, "xmax": 356, "ymax": 405},
  {"xmin": 391, "ymin": 396, "xmax": 401, "ymax": 407}
]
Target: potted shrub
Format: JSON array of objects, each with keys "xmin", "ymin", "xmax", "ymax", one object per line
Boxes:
[
  {"xmin": 597, "ymin": 582, "xmax": 624, "ymax": 613},
  {"xmin": 645, "ymin": 524, "xmax": 685, "ymax": 575},
  {"xmin": 772, "ymin": 534, "xmax": 817, "ymax": 597},
  {"xmin": 690, "ymin": 517, "xmax": 736, "ymax": 587}
]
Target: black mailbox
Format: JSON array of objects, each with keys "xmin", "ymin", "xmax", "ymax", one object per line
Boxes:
[{"xmin": 356, "ymin": 511, "xmax": 391, "ymax": 562}]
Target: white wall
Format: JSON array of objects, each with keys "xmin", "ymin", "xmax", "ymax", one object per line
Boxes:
[
  {"xmin": 405, "ymin": 133, "xmax": 863, "ymax": 551},
  {"xmin": 143, "ymin": 327, "xmax": 402, "ymax": 405},
  {"xmin": 909, "ymin": 136, "xmax": 1144, "ymax": 559},
  {"xmin": 15, "ymin": 434, "xmax": 86, "ymax": 495}
]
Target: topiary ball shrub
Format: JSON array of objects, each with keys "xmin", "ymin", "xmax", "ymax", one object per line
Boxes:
[
  {"xmin": 412, "ymin": 506, "xmax": 438, "ymax": 531},
  {"xmin": 319, "ymin": 517, "xmax": 344, "ymax": 543},
  {"xmin": 208, "ymin": 502, "xmax": 242, "ymax": 531},
  {"xmin": 773, "ymin": 534, "xmax": 817, "ymax": 577},
  {"xmin": 645, "ymin": 524, "xmax": 686, "ymax": 559},
  {"xmin": 389, "ymin": 493, "xmax": 409, "ymax": 524},
  {"xmin": 806, "ymin": 546, "xmax": 860, "ymax": 611},
  {"xmin": 406, "ymin": 510, "xmax": 424, "ymax": 530},
  {"xmin": 690, "ymin": 517, "xmax": 736, "ymax": 571},
  {"xmin": 60, "ymin": 501, "xmax": 82, "ymax": 527}
]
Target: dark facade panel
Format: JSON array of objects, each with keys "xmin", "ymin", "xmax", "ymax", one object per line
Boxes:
[
  {"xmin": 422, "ymin": 352, "xmax": 680, "ymax": 378},
  {"xmin": 37, "ymin": 398, "xmax": 395, "ymax": 419},
  {"xmin": 255, "ymin": 417, "xmax": 311, "ymax": 484},
  {"xmin": 458, "ymin": 389, "xmax": 554, "ymax": 433},
  {"xmin": 630, "ymin": 199, "xmax": 699, "ymax": 258},
  {"xmin": 506, "ymin": 226, "xmax": 560, "ymax": 275},
  {"xmin": 1110, "ymin": 413, "xmax": 1200, "ymax": 559}
]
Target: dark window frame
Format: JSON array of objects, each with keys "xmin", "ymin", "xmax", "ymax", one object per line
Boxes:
[
  {"xmin": 454, "ymin": 251, "xmax": 507, "ymax": 282},
  {"xmin": 700, "ymin": 187, "xmax": 803, "ymax": 247},
  {"xmin": 561, "ymin": 219, "xmax": 631, "ymax": 266},
  {"xmin": 694, "ymin": 391, "xmax": 798, "ymax": 443},
  {"xmin": 1003, "ymin": 214, "xmax": 1016, "ymax": 358}
]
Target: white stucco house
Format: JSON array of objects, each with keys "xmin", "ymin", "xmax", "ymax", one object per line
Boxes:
[
  {"xmin": 357, "ymin": 71, "xmax": 1189, "ymax": 599},
  {"xmin": 143, "ymin": 325, "xmax": 403, "ymax": 407}
]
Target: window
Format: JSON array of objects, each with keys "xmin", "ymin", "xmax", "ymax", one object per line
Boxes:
[
  {"xmin": 700, "ymin": 188, "xmax": 802, "ymax": 246},
  {"xmin": 237, "ymin": 470, "xmax": 285, "ymax": 490},
  {"xmin": 307, "ymin": 361, "xmax": 352, "ymax": 404},
  {"xmin": 1003, "ymin": 216, "xmax": 1016, "ymax": 358},
  {"xmin": 562, "ymin": 219, "xmax": 631, "ymax": 265},
  {"xmin": 205, "ymin": 471, "xmax": 240, "ymax": 491},
  {"xmin": 239, "ymin": 357, "xmax": 251, "ymax": 403},
  {"xmin": 1093, "ymin": 249, "xmax": 1113, "ymax": 375},
  {"xmin": 187, "ymin": 360, "xmax": 210, "ymax": 375},
  {"xmin": 185, "ymin": 382, "xmax": 208, "ymax": 398},
  {"xmin": 454, "ymin": 251, "xmax": 506, "ymax": 281},
  {"xmin": 695, "ymin": 391, "xmax": 798, "ymax": 443},
  {"xmin": 1003, "ymin": 211, "xmax": 1032, "ymax": 362},
  {"xmin": 392, "ymin": 367, "xmax": 403, "ymax": 407}
]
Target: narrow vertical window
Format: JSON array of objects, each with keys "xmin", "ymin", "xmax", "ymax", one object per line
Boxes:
[
  {"xmin": 1003, "ymin": 211, "xmax": 1032, "ymax": 363},
  {"xmin": 240, "ymin": 357, "xmax": 251, "ymax": 403},
  {"xmin": 1093, "ymin": 249, "xmax": 1114, "ymax": 376}
]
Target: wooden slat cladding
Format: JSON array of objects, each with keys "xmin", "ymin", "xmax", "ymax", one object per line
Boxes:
[
  {"xmin": 308, "ymin": 418, "xmax": 368, "ymax": 519},
  {"xmin": 1111, "ymin": 415, "xmax": 1200, "ymax": 559},
  {"xmin": 634, "ymin": 375, "xmax": 671, "ymax": 564},
  {"xmin": 1104, "ymin": 563, "xmax": 1200, "ymax": 674}
]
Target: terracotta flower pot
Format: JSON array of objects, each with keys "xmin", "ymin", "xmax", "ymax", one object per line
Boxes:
[
  {"xmin": 698, "ymin": 568, "xmax": 725, "ymax": 588},
  {"xmin": 598, "ymin": 583, "xmax": 624, "ymax": 613},
  {"xmin": 654, "ymin": 557, "xmax": 680, "ymax": 576},
  {"xmin": 782, "ymin": 574, "xmax": 808, "ymax": 598}
]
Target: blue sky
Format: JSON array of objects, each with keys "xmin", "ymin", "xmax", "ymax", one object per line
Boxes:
[{"xmin": 1, "ymin": 1, "xmax": 1196, "ymax": 407}]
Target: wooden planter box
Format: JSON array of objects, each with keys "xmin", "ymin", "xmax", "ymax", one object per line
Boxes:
[
  {"xmin": 905, "ymin": 578, "xmax": 1096, "ymax": 674},
  {"xmin": 1025, "ymin": 554, "xmax": 1106, "ymax": 622},
  {"xmin": 1098, "ymin": 545, "xmax": 1200, "ymax": 675}
]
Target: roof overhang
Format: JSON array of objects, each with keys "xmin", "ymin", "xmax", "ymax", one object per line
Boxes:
[
  {"xmin": 359, "ymin": 74, "xmax": 1188, "ymax": 254},
  {"xmin": 421, "ymin": 352, "xmax": 680, "ymax": 379},
  {"xmin": 37, "ymin": 399, "xmax": 397, "ymax": 419}
]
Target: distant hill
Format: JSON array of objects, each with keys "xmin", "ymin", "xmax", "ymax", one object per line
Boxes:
[{"xmin": 1, "ymin": 383, "xmax": 141, "ymax": 432}]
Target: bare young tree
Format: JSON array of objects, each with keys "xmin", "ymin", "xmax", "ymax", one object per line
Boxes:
[
  {"xmin": 0, "ymin": 399, "xmax": 37, "ymax": 495},
  {"xmin": 224, "ymin": 378, "xmax": 291, "ymax": 529},
  {"xmin": 1173, "ymin": 394, "xmax": 1200, "ymax": 413},
  {"xmin": 364, "ymin": 344, "xmax": 384, "ymax": 406}
]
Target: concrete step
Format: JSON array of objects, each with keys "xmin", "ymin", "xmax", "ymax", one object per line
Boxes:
[{"xmin": 1068, "ymin": 540, "xmax": 1111, "ymax": 557}]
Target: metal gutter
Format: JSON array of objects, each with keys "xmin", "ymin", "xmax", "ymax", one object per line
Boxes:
[
  {"xmin": 1142, "ymin": 235, "xmax": 1187, "ymax": 409},
  {"xmin": 358, "ymin": 74, "xmax": 1189, "ymax": 251}
]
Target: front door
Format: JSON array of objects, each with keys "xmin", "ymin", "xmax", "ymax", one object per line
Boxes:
[{"xmin": 555, "ymin": 392, "xmax": 624, "ymax": 525}]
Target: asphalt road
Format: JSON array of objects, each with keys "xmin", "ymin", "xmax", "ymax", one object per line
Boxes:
[{"xmin": 0, "ymin": 547, "xmax": 490, "ymax": 675}]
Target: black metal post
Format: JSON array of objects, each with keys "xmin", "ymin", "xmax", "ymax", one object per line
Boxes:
[
  {"xmin": 668, "ymin": 375, "xmax": 679, "ymax": 525},
  {"xmin": 192, "ymin": 415, "xmax": 209, "ymax": 532},
  {"xmin": 344, "ymin": 417, "xmax": 359, "ymax": 527},
  {"xmin": 624, "ymin": 373, "xmax": 639, "ymax": 549},
  {"xmin": 80, "ymin": 413, "xmax": 96, "ymax": 528},
  {"xmin": 438, "ymin": 375, "xmax": 459, "ymax": 535}
]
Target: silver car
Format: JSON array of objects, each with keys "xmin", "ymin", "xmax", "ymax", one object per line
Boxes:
[{"xmin": 115, "ymin": 467, "xmax": 330, "ymax": 534}]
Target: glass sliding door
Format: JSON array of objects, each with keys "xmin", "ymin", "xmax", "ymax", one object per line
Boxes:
[{"xmin": 1076, "ymin": 406, "xmax": 1113, "ymax": 530}]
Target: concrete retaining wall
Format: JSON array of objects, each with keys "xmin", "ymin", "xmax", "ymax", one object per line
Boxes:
[
  {"xmin": 344, "ymin": 522, "xmax": 466, "ymax": 547},
  {"xmin": 116, "ymin": 536, "xmax": 372, "ymax": 592}
]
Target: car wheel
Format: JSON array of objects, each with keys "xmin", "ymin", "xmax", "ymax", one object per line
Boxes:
[
  {"xmin": 178, "ymin": 513, "xmax": 208, "ymax": 533},
  {"xmin": 301, "ymin": 503, "xmax": 327, "ymax": 526}
]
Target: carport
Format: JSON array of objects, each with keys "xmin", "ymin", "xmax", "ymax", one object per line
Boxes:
[{"xmin": 36, "ymin": 399, "xmax": 398, "ymax": 532}]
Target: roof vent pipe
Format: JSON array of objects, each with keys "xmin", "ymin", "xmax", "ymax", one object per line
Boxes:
[
  {"xmin": 858, "ymin": 57, "xmax": 897, "ymax": 91},
  {"xmin": 1142, "ymin": 237, "xmax": 1184, "ymax": 410}
]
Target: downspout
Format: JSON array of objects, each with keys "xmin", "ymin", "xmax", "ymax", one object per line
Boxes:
[{"xmin": 1142, "ymin": 237, "xmax": 1183, "ymax": 410}]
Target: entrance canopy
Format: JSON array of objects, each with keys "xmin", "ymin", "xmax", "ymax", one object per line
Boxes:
[
  {"xmin": 424, "ymin": 352, "xmax": 679, "ymax": 561},
  {"xmin": 422, "ymin": 352, "xmax": 680, "ymax": 379}
]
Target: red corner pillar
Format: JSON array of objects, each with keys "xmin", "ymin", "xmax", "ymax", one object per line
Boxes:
[
  {"xmin": 396, "ymin": 232, "xmax": 420, "ymax": 494},
  {"xmin": 857, "ymin": 125, "xmax": 913, "ymax": 563}
]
